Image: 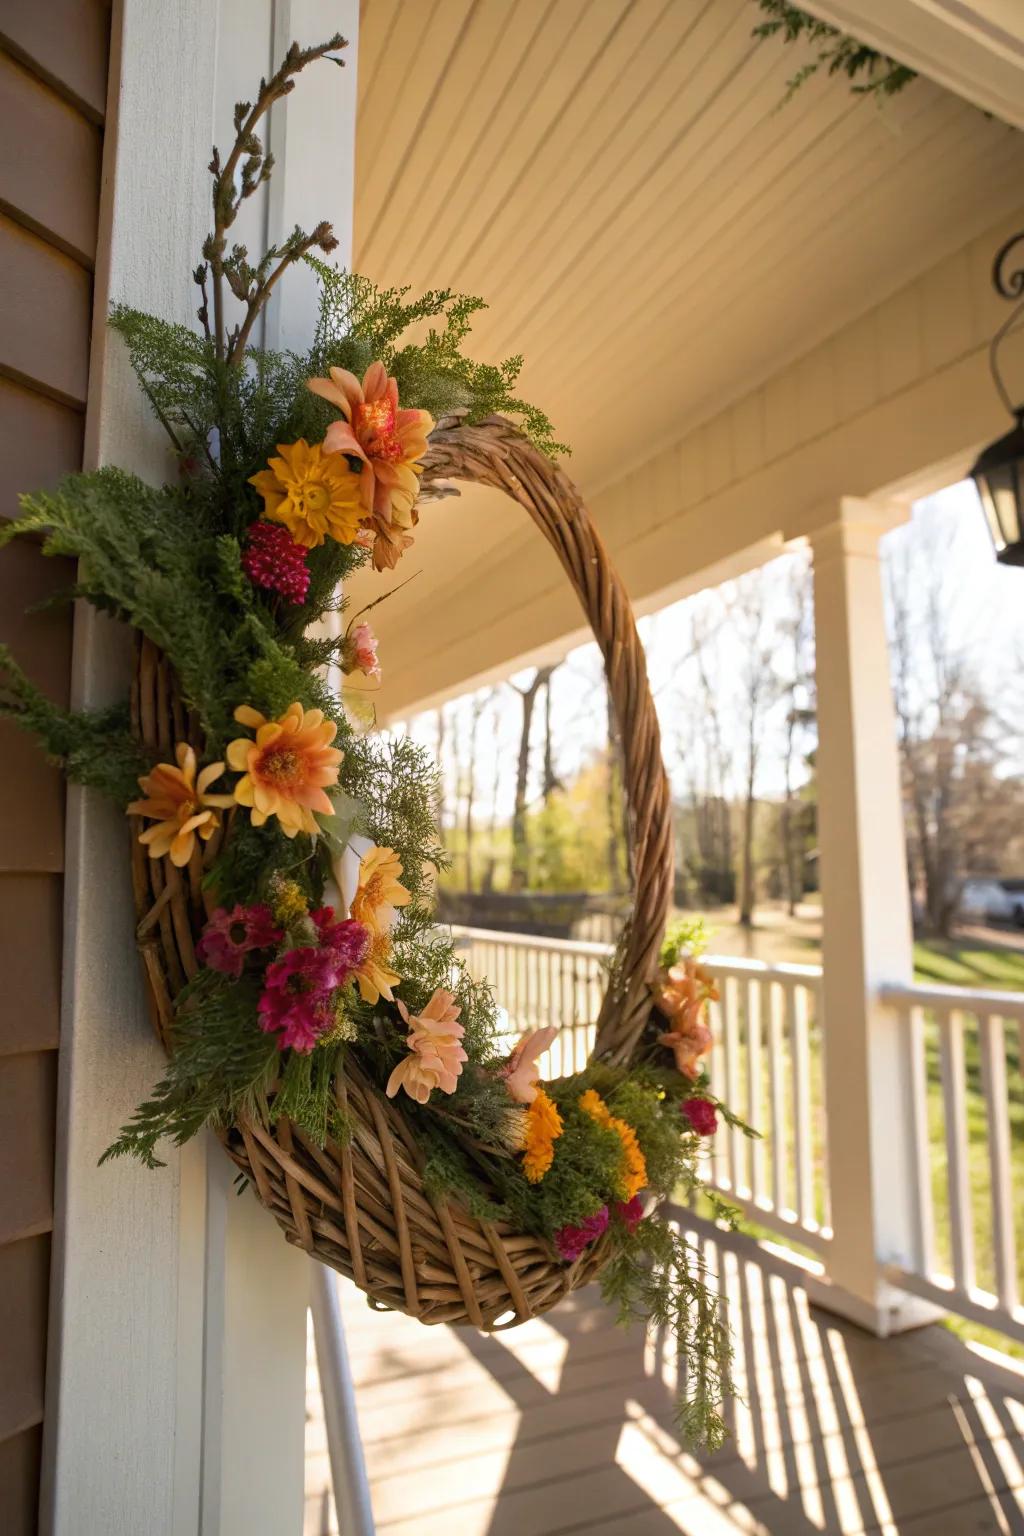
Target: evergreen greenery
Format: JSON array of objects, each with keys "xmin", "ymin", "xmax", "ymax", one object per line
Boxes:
[{"xmin": 751, "ymin": 1, "xmax": 917, "ymax": 104}]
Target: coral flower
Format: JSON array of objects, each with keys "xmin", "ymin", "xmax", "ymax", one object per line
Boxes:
[
  {"xmin": 354, "ymin": 928, "xmax": 402, "ymax": 1005},
  {"xmin": 657, "ymin": 1022, "xmax": 713, "ymax": 1082},
  {"xmin": 249, "ymin": 439, "xmax": 363, "ymax": 549},
  {"xmin": 522, "ymin": 1088, "xmax": 564, "ymax": 1183},
  {"xmin": 350, "ymin": 845, "xmax": 412, "ymax": 933},
  {"xmin": 386, "ymin": 988, "xmax": 467, "ymax": 1104},
  {"xmin": 196, "ymin": 903, "xmax": 282, "ymax": 978},
  {"xmin": 307, "ymin": 362, "xmax": 433, "ymax": 527},
  {"xmin": 226, "ymin": 702, "xmax": 343, "ymax": 838},
  {"xmin": 128, "ymin": 743, "xmax": 233, "ymax": 867},
  {"xmin": 501, "ymin": 1027, "xmax": 559, "ymax": 1104},
  {"xmin": 653, "ymin": 956, "xmax": 717, "ymax": 1081}
]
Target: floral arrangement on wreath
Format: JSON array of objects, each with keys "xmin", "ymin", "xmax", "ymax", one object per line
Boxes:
[{"xmin": 0, "ymin": 35, "xmax": 749, "ymax": 1448}]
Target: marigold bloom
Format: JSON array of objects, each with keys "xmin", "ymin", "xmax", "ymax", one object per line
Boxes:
[
  {"xmin": 386, "ymin": 988, "xmax": 467, "ymax": 1104},
  {"xmin": 226, "ymin": 702, "xmax": 342, "ymax": 838},
  {"xmin": 501, "ymin": 1026, "xmax": 559, "ymax": 1104},
  {"xmin": 128, "ymin": 743, "xmax": 233, "ymax": 867},
  {"xmin": 350, "ymin": 845, "xmax": 412, "ymax": 933},
  {"xmin": 522, "ymin": 1088, "xmax": 563, "ymax": 1183},
  {"xmin": 249, "ymin": 439, "xmax": 362, "ymax": 549},
  {"xmin": 354, "ymin": 927, "xmax": 401, "ymax": 1005},
  {"xmin": 579, "ymin": 1089, "xmax": 648, "ymax": 1203},
  {"xmin": 307, "ymin": 362, "xmax": 433, "ymax": 529}
]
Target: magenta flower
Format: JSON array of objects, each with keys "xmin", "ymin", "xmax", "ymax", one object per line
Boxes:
[
  {"xmin": 554, "ymin": 1205, "xmax": 610, "ymax": 1263},
  {"xmin": 196, "ymin": 903, "xmax": 282, "ymax": 978},
  {"xmin": 241, "ymin": 521, "xmax": 310, "ymax": 605},
  {"xmin": 310, "ymin": 908, "xmax": 371, "ymax": 969},
  {"xmin": 682, "ymin": 1097, "xmax": 718, "ymax": 1136},
  {"xmin": 614, "ymin": 1195, "xmax": 645, "ymax": 1234}
]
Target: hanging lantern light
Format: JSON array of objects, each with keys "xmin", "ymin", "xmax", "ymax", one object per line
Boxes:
[{"xmin": 969, "ymin": 233, "xmax": 1024, "ymax": 566}]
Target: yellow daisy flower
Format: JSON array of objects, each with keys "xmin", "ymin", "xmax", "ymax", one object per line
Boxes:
[{"xmin": 249, "ymin": 439, "xmax": 362, "ymax": 548}]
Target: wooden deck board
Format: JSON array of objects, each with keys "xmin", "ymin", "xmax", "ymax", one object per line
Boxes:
[{"xmin": 305, "ymin": 1226, "xmax": 1024, "ymax": 1535}]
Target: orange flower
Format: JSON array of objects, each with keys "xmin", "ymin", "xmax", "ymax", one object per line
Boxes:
[
  {"xmin": 307, "ymin": 362, "xmax": 433, "ymax": 531},
  {"xmin": 386, "ymin": 988, "xmax": 467, "ymax": 1104},
  {"xmin": 226, "ymin": 703, "xmax": 342, "ymax": 838},
  {"xmin": 522, "ymin": 1088, "xmax": 563, "ymax": 1183},
  {"xmin": 128, "ymin": 744, "xmax": 233, "ymax": 867},
  {"xmin": 354, "ymin": 928, "xmax": 401, "ymax": 1005},
  {"xmin": 350, "ymin": 845, "xmax": 412, "ymax": 933},
  {"xmin": 653, "ymin": 957, "xmax": 717, "ymax": 1081},
  {"xmin": 579, "ymin": 1090, "xmax": 648, "ymax": 1202},
  {"xmin": 249, "ymin": 439, "xmax": 362, "ymax": 548}
]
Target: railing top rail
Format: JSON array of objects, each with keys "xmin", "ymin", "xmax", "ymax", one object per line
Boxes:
[
  {"xmin": 447, "ymin": 924, "xmax": 823, "ymax": 982},
  {"xmin": 447, "ymin": 924, "xmax": 615, "ymax": 960},
  {"xmin": 881, "ymin": 979, "xmax": 1024, "ymax": 1016}
]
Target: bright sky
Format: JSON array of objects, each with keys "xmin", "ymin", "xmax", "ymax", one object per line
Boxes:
[{"xmin": 393, "ymin": 480, "xmax": 1022, "ymax": 829}]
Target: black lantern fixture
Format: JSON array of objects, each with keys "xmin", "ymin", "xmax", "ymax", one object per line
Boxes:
[{"xmin": 970, "ymin": 233, "xmax": 1024, "ymax": 566}]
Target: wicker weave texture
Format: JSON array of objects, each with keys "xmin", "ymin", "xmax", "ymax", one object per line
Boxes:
[{"xmin": 129, "ymin": 416, "xmax": 672, "ymax": 1329}]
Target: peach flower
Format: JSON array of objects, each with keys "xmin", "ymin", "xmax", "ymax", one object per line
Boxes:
[
  {"xmin": 307, "ymin": 361, "xmax": 432, "ymax": 530},
  {"xmin": 386, "ymin": 988, "xmax": 467, "ymax": 1104},
  {"xmin": 128, "ymin": 744, "xmax": 233, "ymax": 867},
  {"xmin": 226, "ymin": 703, "xmax": 342, "ymax": 838},
  {"xmin": 350, "ymin": 845, "xmax": 412, "ymax": 933},
  {"xmin": 501, "ymin": 1027, "xmax": 559, "ymax": 1104}
]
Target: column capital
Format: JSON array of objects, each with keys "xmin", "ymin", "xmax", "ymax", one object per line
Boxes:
[{"xmin": 803, "ymin": 496, "xmax": 911, "ymax": 564}]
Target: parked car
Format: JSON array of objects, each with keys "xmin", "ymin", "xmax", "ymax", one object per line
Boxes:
[{"xmin": 959, "ymin": 878, "xmax": 1024, "ymax": 927}]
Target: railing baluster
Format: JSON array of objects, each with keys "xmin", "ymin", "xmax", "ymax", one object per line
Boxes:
[
  {"xmin": 767, "ymin": 980, "xmax": 786, "ymax": 1216},
  {"xmin": 708, "ymin": 990, "xmax": 727, "ymax": 1192},
  {"xmin": 791, "ymin": 983, "xmax": 813, "ymax": 1229},
  {"xmin": 906, "ymin": 1002, "xmax": 936, "ymax": 1278},
  {"xmin": 723, "ymin": 977, "xmax": 744, "ymax": 1196},
  {"xmin": 939, "ymin": 1007, "xmax": 976, "ymax": 1295},
  {"xmin": 747, "ymin": 979, "xmax": 765, "ymax": 1203},
  {"xmin": 979, "ymin": 1011, "xmax": 1018, "ymax": 1313}
]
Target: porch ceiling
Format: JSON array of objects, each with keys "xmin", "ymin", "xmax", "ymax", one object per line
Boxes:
[{"xmin": 351, "ymin": 0, "xmax": 1024, "ymax": 713}]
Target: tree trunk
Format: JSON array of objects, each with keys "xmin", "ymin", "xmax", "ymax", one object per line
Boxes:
[
  {"xmin": 739, "ymin": 717, "xmax": 757, "ymax": 928},
  {"xmin": 463, "ymin": 696, "xmax": 484, "ymax": 891},
  {"xmin": 510, "ymin": 667, "xmax": 552, "ymax": 888},
  {"xmin": 434, "ymin": 707, "xmax": 446, "ymax": 835}
]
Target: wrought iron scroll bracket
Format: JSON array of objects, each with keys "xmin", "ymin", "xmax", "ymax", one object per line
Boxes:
[{"xmin": 989, "ymin": 231, "xmax": 1024, "ymax": 419}]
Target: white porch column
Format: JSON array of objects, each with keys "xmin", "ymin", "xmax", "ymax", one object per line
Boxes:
[
  {"xmin": 807, "ymin": 497, "xmax": 938, "ymax": 1334},
  {"xmin": 42, "ymin": 4, "xmax": 359, "ymax": 1534}
]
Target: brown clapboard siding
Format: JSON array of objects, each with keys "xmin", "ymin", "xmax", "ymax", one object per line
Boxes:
[
  {"xmin": 0, "ymin": 1235, "xmax": 50, "ymax": 1442},
  {"xmin": 0, "ymin": 215, "xmax": 93, "ymax": 406},
  {"xmin": 0, "ymin": 377, "xmax": 84, "ymax": 519},
  {"xmin": 0, "ymin": 53, "xmax": 102, "ymax": 265},
  {"xmin": 0, "ymin": 7, "xmax": 111, "ymax": 1528},
  {"xmin": 0, "ymin": 876, "xmax": 62, "ymax": 1059},
  {"xmin": 0, "ymin": 1426, "xmax": 43, "ymax": 1536},
  {"xmin": 0, "ymin": 0, "xmax": 109, "ymax": 122},
  {"xmin": 0, "ymin": 1054, "xmax": 57, "ymax": 1246}
]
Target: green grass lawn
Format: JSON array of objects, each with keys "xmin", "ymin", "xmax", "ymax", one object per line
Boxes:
[{"xmin": 913, "ymin": 939, "xmax": 1024, "ymax": 991}]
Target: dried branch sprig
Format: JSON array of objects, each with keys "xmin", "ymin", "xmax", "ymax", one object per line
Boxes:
[{"xmin": 197, "ymin": 33, "xmax": 347, "ymax": 363}]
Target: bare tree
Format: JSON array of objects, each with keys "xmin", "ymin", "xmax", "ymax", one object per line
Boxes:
[
  {"xmin": 886, "ymin": 529, "xmax": 1020, "ymax": 935},
  {"xmin": 778, "ymin": 559, "xmax": 816, "ymax": 915},
  {"xmin": 729, "ymin": 574, "xmax": 780, "ymax": 928},
  {"xmin": 509, "ymin": 666, "xmax": 555, "ymax": 887},
  {"xmin": 462, "ymin": 690, "xmax": 491, "ymax": 891},
  {"xmin": 433, "ymin": 706, "xmax": 447, "ymax": 835}
]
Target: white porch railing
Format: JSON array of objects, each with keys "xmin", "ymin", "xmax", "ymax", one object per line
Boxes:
[
  {"xmin": 880, "ymin": 982, "xmax": 1024, "ymax": 1344},
  {"xmin": 449, "ymin": 924, "xmax": 1024, "ymax": 1345}
]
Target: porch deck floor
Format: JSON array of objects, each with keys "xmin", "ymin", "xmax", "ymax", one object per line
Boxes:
[{"xmin": 305, "ymin": 1225, "xmax": 1024, "ymax": 1536}]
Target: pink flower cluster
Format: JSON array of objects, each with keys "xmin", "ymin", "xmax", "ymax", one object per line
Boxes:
[
  {"xmin": 341, "ymin": 620, "xmax": 381, "ymax": 680},
  {"xmin": 681, "ymin": 1097, "xmax": 718, "ymax": 1136},
  {"xmin": 242, "ymin": 520, "xmax": 310, "ymax": 605},
  {"xmin": 555, "ymin": 1205, "xmax": 609, "ymax": 1263},
  {"xmin": 197, "ymin": 904, "xmax": 282, "ymax": 979},
  {"xmin": 615, "ymin": 1195, "xmax": 645, "ymax": 1233},
  {"xmin": 257, "ymin": 908, "xmax": 369, "ymax": 1054}
]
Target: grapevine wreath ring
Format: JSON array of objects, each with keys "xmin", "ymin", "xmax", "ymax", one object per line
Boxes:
[{"xmin": 131, "ymin": 412, "xmax": 673, "ymax": 1330}]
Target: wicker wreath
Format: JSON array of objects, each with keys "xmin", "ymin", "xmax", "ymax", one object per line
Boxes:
[{"xmin": 130, "ymin": 413, "xmax": 673, "ymax": 1330}]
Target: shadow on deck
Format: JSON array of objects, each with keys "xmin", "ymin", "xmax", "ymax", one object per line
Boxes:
[{"xmin": 306, "ymin": 1223, "xmax": 1024, "ymax": 1535}]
